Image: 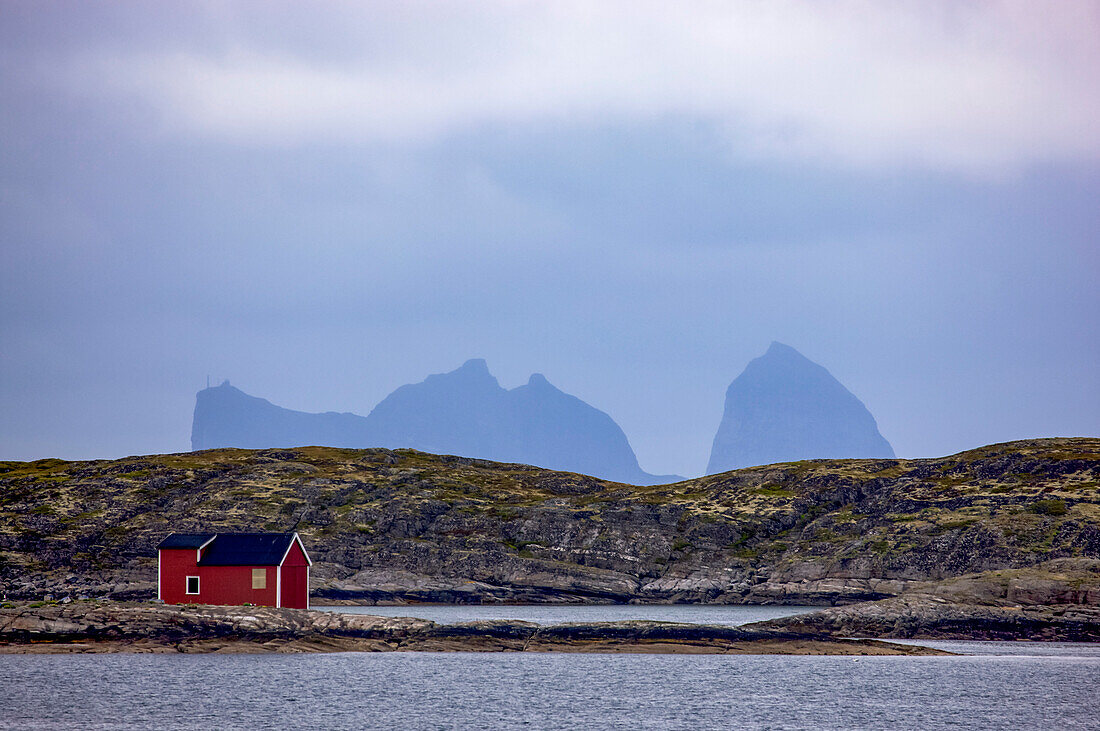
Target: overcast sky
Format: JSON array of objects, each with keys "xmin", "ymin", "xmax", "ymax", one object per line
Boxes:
[{"xmin": 2, "ymin": 1, "xmax": 1098, "ymax": 477}]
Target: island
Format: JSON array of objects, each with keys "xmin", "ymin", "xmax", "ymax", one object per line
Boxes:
[{"xmin": 1, "ymin": 437, "xmax": 1097, "ymax": 651}]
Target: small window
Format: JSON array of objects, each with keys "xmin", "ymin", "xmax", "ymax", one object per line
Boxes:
[
  {"xmin": 252, "ymin": 568, "xmax": 267, "ymax": 590},
  {"xmin": 185, "ymin": 576, "xmax": 200, "ymax": 594}
]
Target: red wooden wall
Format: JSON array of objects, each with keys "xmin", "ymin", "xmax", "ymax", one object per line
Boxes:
[
  {"xmin": 279, "ymin": 539, "xmax": 310, "ymax": 609},
  {"xmin": 159, "ymin": 549, "xmax": 280, "ymax": 608}
]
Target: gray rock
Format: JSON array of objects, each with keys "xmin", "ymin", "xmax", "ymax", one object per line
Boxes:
[
  {"xmin": 750, "ymin": 594, "xmax": 1100, "ymax": 641},
  {"xmin": 0, "ymin": 601, "xmax": 946, "ymax": 654},
  {"xmin": 3, "ymin": 438, "xmax": 1097, "ymax": 609}
]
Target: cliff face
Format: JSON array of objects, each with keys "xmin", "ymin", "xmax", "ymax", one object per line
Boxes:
[
  {"xmin": 707, "ymin": 343, "xmax": 894, "ymax": 474},
  {"xmin": 191, "ymin": 360, "xmax": 676, "ymax": 485},
  {"xmin": 2, "ymin": 438, "xmax": 1097, "ymax": 606}
]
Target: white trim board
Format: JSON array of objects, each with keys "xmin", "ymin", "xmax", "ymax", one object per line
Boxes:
[
  {"xmin": 196, "ymin": 535, "xmax": 216, "ymax": 563},
  {"xmin": 277, "ymin": 533, "xmax": 313, "ymax": 567}
]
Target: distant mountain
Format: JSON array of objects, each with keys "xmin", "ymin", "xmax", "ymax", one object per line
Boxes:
[
  {"xmin": 707, "ymin": 342, "xmax": 894, "ymax": 474},
  {"xmin": 190, "ymin": 382, "xmax": 374, "ymax": 451},
  {"xmin": 191, "ymin": 360, "xmax": 679, "ymax": 485}
]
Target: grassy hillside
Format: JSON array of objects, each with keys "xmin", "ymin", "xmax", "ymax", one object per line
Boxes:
[{"xmin": 1, "ymin": 438, "xmax": 1097, "ymax": 604}]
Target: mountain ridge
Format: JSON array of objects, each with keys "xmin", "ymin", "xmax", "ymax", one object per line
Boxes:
[{"xmin": 192, "ymin": 361, "xmax": 679, "ymax": 485}]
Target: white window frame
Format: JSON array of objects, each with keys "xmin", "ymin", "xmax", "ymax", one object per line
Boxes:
[
  {"xmin": 252, "ymin": 568, "xmax": 267, "ymax": 590},
  {"xmin": 185, "ymin": 575, "xmax": 200, "ymax": 595}
]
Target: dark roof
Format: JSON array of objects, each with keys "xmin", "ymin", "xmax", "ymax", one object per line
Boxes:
[
  {"xmin": 158, "ymin": 532, "xmax": 301, "ymax": 566},
  {"xmin": 199, "ymin": 533, "xmax": 297, "ymax": 566},
  {"xmin": 157, "ymin": 533, "xmax": 216, "ymax": 549}
]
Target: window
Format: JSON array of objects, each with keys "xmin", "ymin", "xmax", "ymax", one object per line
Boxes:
[
  {"xmin": 252, "ymin": 568, "xmax": 267, "ymax": 589},
  {"xmin": 185, "ymin": 576, "xmax": 200, "ymax": 594}
]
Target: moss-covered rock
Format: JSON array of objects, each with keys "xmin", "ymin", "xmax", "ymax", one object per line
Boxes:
[{"xmin": 1, "ymin": 438, "xmax": 1097, "ymax": 605}]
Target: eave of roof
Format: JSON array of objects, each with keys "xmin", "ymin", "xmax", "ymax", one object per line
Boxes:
[{"xmin": 157, "ymin": 533, "xmax": 217, "ymax": 550}]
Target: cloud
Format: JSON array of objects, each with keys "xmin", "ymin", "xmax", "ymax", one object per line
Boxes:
[
  {"xmin": 3, "ymin": 2, "xmax": 1098, "ymax": 470},
  {"xmin": 35, "ymin": 1, "xmax": 1100, "ymax": 174}
]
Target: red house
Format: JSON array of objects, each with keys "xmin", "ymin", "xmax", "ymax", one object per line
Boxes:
[{"xmin": 157, "ymin": 532, "xmax": 312, "ymax": 609}]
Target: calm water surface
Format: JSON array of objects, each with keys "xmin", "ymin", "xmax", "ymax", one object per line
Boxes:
[
  {"xmin": 3, "ymin": 642, "xmax": 1098, "ymax": 730},
  {"xmin": 315, "ymin": 603, "xmax": 821, "ymax": 625}
]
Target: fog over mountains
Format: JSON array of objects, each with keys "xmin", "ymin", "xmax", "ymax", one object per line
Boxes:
[{"xmin": 193, "ymin": 345, "xmax": 893, "ymax": 483}]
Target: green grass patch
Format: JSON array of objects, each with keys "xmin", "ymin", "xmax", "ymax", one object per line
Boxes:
[
  {"xmin": 502, "ymin": 539, "xmax": 540, "ymax": 554},
  {"xmin": 755, "ymin": 484, "xmax": 796, "ymax": 498},
  {"xmin": 933, "ymin": 518, "xmax": 979, "ymax": 533},
  {"xmin": 1030, "ymin": 499, "xmax": 1068, "ymax": 516}
]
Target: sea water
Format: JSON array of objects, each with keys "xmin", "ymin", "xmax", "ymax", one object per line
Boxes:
[
  {"xmin": 4, "ymin": 603, "xmax": 1099, "ymax": 730},
  {"xmin": 313, "ymin": 602, "xmax": 821, "ymax": 626},
  {"xmin": 4, "ymin": 642, "xmax": 1099, "ymax": 729}
]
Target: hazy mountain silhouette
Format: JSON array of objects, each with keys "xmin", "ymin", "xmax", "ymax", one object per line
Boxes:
[
  {"xmin": 191, "ymin": 360, "xmax": 679, "ymax": 485},
  {"xmin": 190, "ymin": 382, "xmax": 374, "ymax": 450},
  {"xmin": 363, "ymin": 358, "xmax": 505, "ymax": 460},
  {"xmin": 707, "ymin": 342, "xmax": 894, "ymax": 473}
]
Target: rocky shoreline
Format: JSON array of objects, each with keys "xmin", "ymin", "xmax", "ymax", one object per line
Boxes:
[
  {"xmin": 5, "ymin": 588, "xmax": 1100, "ymax": 655},
  {"xmin": 0, "ymin": 601, "xmax": 946, "ymax": 655},
  {"xmin": 749, "ymin": 595, "xmax": 1100, "ymax": 641}
]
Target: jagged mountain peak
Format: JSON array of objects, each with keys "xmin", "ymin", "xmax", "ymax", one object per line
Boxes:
[
  {"xmin": 191, "ymin": 359, "xmax": 674, "ymax": 485},
  {"xmin": 765, "ymin": 341, "xmax": 800, "ymax": 356},
  {"xmin": 456, "ymin": 358, "xmax": 491, "ymax": 374},
  {"xmin": 429, "ymin": 358, "xmax": 499, "ymax": 384},
  {"xmin": 525, "ymin": 373, "xmax": 552, "ymax": 388},
  {"xmin": 756, "ymin": 342, "xmax": 828, "ymax": 374}
]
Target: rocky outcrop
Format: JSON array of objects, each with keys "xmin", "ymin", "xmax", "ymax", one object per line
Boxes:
[
  {"xmin": 908, "ymin": 558, "xmax": 1100, "ymax": 606},
  {"xmin": 0, "ymin": 601, "xmax": 945, "ymax": 655},
  {"xmin": 708, "ymin": 343, "xmax": 894, "ymax": 473},
  {"xmin": 1, "ymin": 438, "xmax": 1097, "ymax": 606},
  {"xmin": 750, "ymin": 559, "xmax": 1100, "ymax": 641},
  {"xmin": 751, "ymin": 595, "xmax": 1100, "ymax": 641},
  {"xmin": 191, "ymin": 361, "xmax": 677, "ymax": 485}
]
